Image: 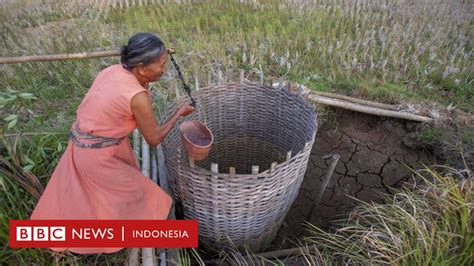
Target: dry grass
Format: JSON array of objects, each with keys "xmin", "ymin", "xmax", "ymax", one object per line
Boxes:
[{"xmin": 303, "ymin": 166, "xmax": 473, "ymax": 265}]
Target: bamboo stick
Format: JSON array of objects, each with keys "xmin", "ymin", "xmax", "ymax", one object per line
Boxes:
[
  {"xmin": 150, "ymin": 147, "xmax": 164, "ymax": 265},
  {"xmin": 156, "ymin": 145, "xmax": 179, "ymax": 265},
  {"xmin": 312, "ymin": 90, "xmax": 398, "ymax": 110},
  {"xmin": 151, "ymin": 148, "xmax": 158, "ymax": 185},
  {"xmin": 127, "ymin": 248, "xmax": 139, "ymax": 266},
  {"xmin": 0, "ymin": 50, "xmax": 120, "ymax": 64},
  {"xmin": 128, "ymin": 131, "xmax": 141, "ymax": 266},
  {"xmin": 156, "ymin": 145, "xmax": 172, "ymax": 196},
  {"xmin": 141, "ymin": 138, "xmax": 155, "ymax": 266},
  {"xmin": 309, "ymin": 94, "xmax": 432, "ymax": 122},
  {"xmin": 159, "ymin": 252, "xmax": 166, "ymax": 266},
  {"xmin": 133, "ymin": 129, "xmax": 140, "ymax": 165},
  {"xmin": 0, "ymin": 48, "xmax": 176, "ymax": 64}
]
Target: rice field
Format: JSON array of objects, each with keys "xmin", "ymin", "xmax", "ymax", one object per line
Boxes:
[{"xmin": 1, "ymin": 0, "xmax": 472, "ymax": 133}]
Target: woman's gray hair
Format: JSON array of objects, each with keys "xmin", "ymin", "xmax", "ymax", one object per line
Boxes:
[{"xmin": 121, "ymin": 32, "xmax": 166, "ymax": 70}]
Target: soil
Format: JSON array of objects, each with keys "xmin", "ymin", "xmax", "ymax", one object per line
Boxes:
[{"xmin": 272, "ymin": 108, "xmax": 436, "ymax": 249}]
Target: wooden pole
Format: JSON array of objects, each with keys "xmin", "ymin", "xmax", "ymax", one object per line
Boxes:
[
  {"xmin": 309, "ymin": 94, "xmax": 432, "ymax": 123},
  {"xmin": 0, "ymin": 50, "xmax": 120, "ymax": 64},
  {"xmin": 141, "ymin": 137, "xmax": 155, "ymax": 266},
  {"xmin": 0, "ymin": 48, "xmax": 175, "ymax": 64},
  {"xmin": 150, "ymin": 146, "xmax": 166, "ymax": 266},
  {"xmin": 133, "ymin": 129, "xmax": 140, "ymax": 165},
  {"xmin": 156, "ymin": 145, "xmax": 179, "ymax": 265},
  {"xmin": 312, "ymin": 90, "xmax": 398, "ymax": 110},
  {"xmin": 128, "ymin": 130, "xmax": 141, "ymax": 266}
]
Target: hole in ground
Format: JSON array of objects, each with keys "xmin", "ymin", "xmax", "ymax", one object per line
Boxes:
[{"xmin": 271, "ymin": 108, "xmax": 437, "ymax": 250}]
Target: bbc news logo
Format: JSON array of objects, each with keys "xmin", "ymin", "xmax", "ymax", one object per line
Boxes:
[
  {"xmin": 10, "ymin": 220, "xmax": 198, "ymax": 248},
  {"xmin": 16, "ymin": 226, "xmax": 66, "ymax": 241}
]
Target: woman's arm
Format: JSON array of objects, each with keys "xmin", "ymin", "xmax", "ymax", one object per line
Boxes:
[{"xmin": 131, "ymin": 91, "xmax": 194, "ymax": 146}]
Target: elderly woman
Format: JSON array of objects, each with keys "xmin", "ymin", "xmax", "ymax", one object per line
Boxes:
[{"xmin": 30, "ymin": 33, "xmax": 194, "ymax": 254}]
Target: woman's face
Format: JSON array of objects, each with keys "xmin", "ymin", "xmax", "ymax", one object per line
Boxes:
[{"xmin": 138, "ymin": 52, "xmax": 168, "ymax": 83}]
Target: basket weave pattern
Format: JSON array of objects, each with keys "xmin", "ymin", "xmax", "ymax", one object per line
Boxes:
[{"xmin": 161, "ymin": 82, "xmax": 317, "ymax": 251}]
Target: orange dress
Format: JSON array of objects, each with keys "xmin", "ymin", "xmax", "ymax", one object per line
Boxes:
[{"xmin": 30, "ymin": 64, "xmax": 172, "ymax": 254}]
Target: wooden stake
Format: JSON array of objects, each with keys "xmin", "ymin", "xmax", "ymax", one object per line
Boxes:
[
  {"xmin": 194, "ymin": 74, "xmax": 199, "ymax": 91},
  {"xmin": 211, "ymin": 163, "xmax": 219, "ymax": 174},
  {"xmin": 207, "ymin": 72, "xmax": 212, "ymax": 86},
  {"xmin": 270, "ymin": 162, "xmax": 277, "ymax": 173},
  {"xmin": 229, "ymin": 167, "xmax": 236, "ymax": 177},
  {"xmin": 217, "ymin": 69, "xmax": 223, "ymax": 85},
  {"xmin": 252, "ymin": 165, "xmax": 259, "ymax": 175}
]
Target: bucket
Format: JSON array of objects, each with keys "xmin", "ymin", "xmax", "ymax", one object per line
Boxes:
[{"xmin": 179, "ymin": 120, "xmax": 214, "ymax": 161}]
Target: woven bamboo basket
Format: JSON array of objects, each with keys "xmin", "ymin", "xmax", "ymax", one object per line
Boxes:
[{"xmin": 161, "ymin": 81, "xmax": 317, "ymax": 252}]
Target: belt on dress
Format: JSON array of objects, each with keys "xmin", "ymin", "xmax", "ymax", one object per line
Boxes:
[{"xmin": 69, "ymin": 123, "xmax": 125, "ymax": 149}]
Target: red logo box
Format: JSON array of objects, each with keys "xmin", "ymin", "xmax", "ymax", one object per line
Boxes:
[{"xmin": 9, "ymin": 220, "xmax": 198, "ymax": 248}]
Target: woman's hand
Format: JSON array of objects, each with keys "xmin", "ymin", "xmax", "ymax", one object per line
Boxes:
[
  {"xmin": 178, "ymin": 104, "xmax": 195, "ymax": 117},
  {"xmin": 132, "ymin": 93, "xmax": 196, "ymax": 146}
]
